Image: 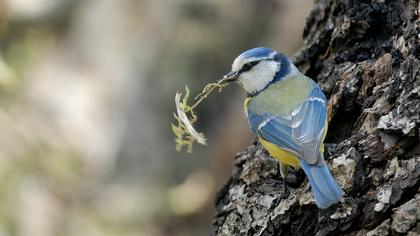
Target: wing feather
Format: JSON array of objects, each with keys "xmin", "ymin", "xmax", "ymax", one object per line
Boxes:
[
  {"xmin": 248, "ymin": 108, "xmax": 303, "ymax": 158},
  {"xmin": 291, "ymin": 86, "xmax": 327, "ymax": 164}
]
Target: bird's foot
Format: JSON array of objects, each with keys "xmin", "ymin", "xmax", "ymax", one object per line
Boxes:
[
  {"xmin": 284, "ymin": 168, "xmax": 305, "ymax": 189},
  {"xmin": 324, "ymin": 143, "xmax": 338, "ymax": 159}
]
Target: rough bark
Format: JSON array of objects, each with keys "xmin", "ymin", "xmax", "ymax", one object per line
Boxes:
[{"xmin": 212, "ymin": 0, "xmax": 419, "ymax": 235}]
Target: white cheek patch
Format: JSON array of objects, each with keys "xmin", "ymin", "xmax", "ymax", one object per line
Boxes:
[{"xmin": 239, "ymin": 61, "xmax": 280, "ymax": 94}]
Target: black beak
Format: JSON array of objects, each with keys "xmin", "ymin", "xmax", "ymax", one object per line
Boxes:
[{"xmin": 223, "ymin": 71, "xmax": 239, "ymax": 82}]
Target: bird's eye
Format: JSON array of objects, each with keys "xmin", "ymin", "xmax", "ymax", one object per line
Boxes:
[
  {"xmin": 240, "ymin": 61, "xmax": 259, "ymax": 73},
  {"xmin": 242, "ymin": 63, "xmax": 252, "ymax": 72}
]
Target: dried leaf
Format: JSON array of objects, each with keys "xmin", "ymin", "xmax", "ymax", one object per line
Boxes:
[{"xmin": 172, "ymin": 78, "xmax": 230, "ymax": 153}]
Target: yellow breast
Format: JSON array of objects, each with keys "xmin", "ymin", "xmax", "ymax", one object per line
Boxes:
[{"xmin": 259, "ymin": 138, "xmax": 300, "ymax": 169}]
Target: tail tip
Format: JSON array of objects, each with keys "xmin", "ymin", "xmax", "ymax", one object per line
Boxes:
[{"xmin": 315, "ymin": 190, "xmax": 343, "ymax": 209}]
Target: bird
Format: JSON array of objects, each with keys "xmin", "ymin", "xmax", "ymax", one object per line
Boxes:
[{"xmin": 223, "ymin": 47, "xmax": 343, "ymax": 209}]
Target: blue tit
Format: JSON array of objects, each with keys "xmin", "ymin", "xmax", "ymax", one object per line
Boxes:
[{"xmin": 223, "ymin": 47, "xmax": 343, "ymax": 209}]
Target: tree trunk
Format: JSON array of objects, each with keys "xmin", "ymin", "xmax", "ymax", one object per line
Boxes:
[{"xmin": 212, "ymin": 0, "xmax": 419, "ymax": 235}]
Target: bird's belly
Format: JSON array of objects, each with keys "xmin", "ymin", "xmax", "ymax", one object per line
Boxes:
[{"xmin": 259, "ymin": 138, "xmax": 300, "ymax": 168}]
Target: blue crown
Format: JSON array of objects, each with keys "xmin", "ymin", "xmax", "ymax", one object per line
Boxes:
[{"xmin": 239, "ymin": 47, "xmax": 277, "ymax": 59}]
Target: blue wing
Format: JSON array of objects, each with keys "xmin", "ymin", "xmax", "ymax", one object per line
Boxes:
[
  {"xmin": 291, "ymin": 86, "xmax": 327, "ymax": 164},
  {"xmin": 247, "ymin": 110, "xmax": 303, "ymax": 157},
  {"xmin": 247, "ymin": 85, "xmax": 327, "ymax": 164}
]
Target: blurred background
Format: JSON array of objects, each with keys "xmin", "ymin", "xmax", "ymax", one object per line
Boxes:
[{"xmin": 0, "ymin": 0, "xmax": 313, "ymax": 235}]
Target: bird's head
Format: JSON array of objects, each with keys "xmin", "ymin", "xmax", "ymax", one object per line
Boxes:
[{"xmin": 223, "ymin": 47, "xmax": 296, "ymax": 95}]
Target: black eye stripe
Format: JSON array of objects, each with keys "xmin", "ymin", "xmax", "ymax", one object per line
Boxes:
[{"xmin": 239, "ymin": 61, "xmax": 260, "ymax": 73}]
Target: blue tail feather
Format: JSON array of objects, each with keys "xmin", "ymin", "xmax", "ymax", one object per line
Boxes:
[{"xmin": 300, "ymin": 160, "xmax": 343, "ymax": 209}]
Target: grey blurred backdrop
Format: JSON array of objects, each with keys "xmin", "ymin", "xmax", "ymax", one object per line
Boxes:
[{"xmin": 0, "ymin": 0, "xmax": 312, "ymax": 235}]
